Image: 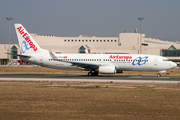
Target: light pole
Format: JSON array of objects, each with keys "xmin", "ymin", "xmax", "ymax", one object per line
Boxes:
[
  {"xmin": 138, "ymin": 17, "xmax": 144, "ymax": 54},
  {"xmin": 6, "ymin": 18, "xmax": 13, "ymax": 61}
]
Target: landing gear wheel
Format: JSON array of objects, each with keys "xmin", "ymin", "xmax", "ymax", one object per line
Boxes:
[
  {"xmin": 157, "ymin": 74, "xmax": 161, "ymax": 77},
  {"xmin": 88, "ymin": 71, "xmax": 98, "ymax": 76},
  {"xmin": 88, "ymin": 72, "xmax": 92, "ymax": 76}
]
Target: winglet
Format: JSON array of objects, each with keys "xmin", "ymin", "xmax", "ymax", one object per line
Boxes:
[{"xmin": 48, "ymin": 49, "xmax": 57, "ymax": 60}]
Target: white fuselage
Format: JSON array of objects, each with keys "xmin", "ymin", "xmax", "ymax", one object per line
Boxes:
[{"xmin": 20, "ymin": 49, "xmax": 177, "ymax": 72}]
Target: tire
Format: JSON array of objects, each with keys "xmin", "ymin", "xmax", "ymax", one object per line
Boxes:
[
  {"xmin": 157, "ymin": 74, "xmax": 161, "ymax": 77},
  {"xmin": 88, "ymin": 72, "xmax": 92, "ymax": 76}
]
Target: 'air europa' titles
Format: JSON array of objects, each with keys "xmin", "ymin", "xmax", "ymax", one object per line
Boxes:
[
  {"xmin": 17, "ymin": 26, "xmax": 37, "ymax": 52},
  {"xmin": 109, "ymin": 55, "xmax": 132, "ymax": 59}
]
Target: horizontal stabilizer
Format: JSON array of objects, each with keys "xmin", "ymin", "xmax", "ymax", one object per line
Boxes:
[{"xmin": 6, "ymin": 53, "xmax": 31, "ymax": 58}]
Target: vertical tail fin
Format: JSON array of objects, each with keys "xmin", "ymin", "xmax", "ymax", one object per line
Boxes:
[{"xmin": 15, "ymin": 24, "xmax": 43, "ymax": 55}]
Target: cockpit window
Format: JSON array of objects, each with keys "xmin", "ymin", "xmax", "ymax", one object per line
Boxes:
[{"xmin": 163, "ymin": 59, "xmax": 171, "ymax": 61}]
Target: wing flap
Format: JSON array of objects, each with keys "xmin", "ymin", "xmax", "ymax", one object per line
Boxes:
[{"xmin": 68, "ymin": 61, "xmax": 100, "ymax": 69}]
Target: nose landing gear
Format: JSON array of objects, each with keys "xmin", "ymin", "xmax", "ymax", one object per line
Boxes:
[
  {"xmin": 157, "ymin": 70, "xmax": 167, "ymax": 77},
  {"xmin": 157, "ymin": 73, "xmax": 161, "ymax": 77}
]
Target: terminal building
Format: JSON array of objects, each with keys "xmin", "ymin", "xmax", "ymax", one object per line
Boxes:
[{"xmin": 0, "ymin": 32, "xmax": 180, "ymax": 65}]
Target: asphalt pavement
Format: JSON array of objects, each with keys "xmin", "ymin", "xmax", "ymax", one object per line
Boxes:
[{"xmin": 0, "ymin": 74, "xmax": 180, "ymax": 83}]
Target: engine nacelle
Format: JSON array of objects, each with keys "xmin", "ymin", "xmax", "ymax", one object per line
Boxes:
[{"xmin": 99, "ymin": 66, "xmax": 116, "ymax": 74}]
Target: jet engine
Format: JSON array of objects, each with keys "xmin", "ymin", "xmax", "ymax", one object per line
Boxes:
[{"xmin": 99, "ymin": 66, "xmax": 116, "ymax": 74}]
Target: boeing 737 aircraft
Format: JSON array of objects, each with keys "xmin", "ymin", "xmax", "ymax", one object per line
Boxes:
[{"xmin": 8, "ymin": 24, "xmax": 177, "ymax": 77}]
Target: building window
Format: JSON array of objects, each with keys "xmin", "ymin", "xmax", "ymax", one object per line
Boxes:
[
  {"xmin": 78, "ymin": 45, "xmax": 86, "ymax": 53},
  {"xmin": 114, "ymin": 40, "xmax": 117, "ymax": 42},
  {"xmin": 100, "ymin": 40, "xmax": 102, "ymax": 42},
  {"xmin": 64, "ymin": 40, "xmax": 66, "ymax": 42},
  {"xmin": 11, "ymin": 45, "xmax": 17, "ymax": 59},
  {"xmin": 142, "ymin": 43, "xmax": 148, "ymax": 46},
  {"xmin": 79, "ymin": 40, "xmax": 81, "ymax": 42},
  {"xmin": 68, "ymin": 40, "xmax": 70, "ymax": 42},
  {"xmin": 111, "ymin": 40, "xmax": 113, "ymax": 42},
  {"xmin": 82, "ymin": 40, "xmax": 84, "ymax": 42},
  {"xmin": 104, "ymin": 40, "xmax": 106, "ymax": 42},
  {"xmin": 89, "ymin": 40, "xmax": 91, "ymax": 42},
  {"xmin": 107, "ymin": 40, "xmax": 109, "ymax": 42},
  {"xmin": 71, "ymin": 40, "xmax": 73, "ymax": 42},
  {"xmin": 177, "ymin": 50, "xmax": 180, "ymax": 56},
  {"xmin": 161, "ymin": 45, "xmax": 180, "ymax": 57},
  {"xmin": 96, "ymin": 40, "xmax": 98, "ymax": 42},
  {"xmin": 86, "ymin": 40, "xmax": 88, "ymax": 42},
  {"xmin": 75, "ymin": 40, "xmax": 77, "ymax": 42},
  {"xmin": 93, "ymin": 40, "xmax": 95, "ymax": 42}
]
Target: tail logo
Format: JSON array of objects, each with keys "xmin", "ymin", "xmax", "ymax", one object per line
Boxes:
[
  {"xmin": 17, "ymin": 26, "xmax": 37, "ymax": 52},
  {"xmin": 21, "ymin": 41, "xmax": 30, "ymax": 54},
  {"xmin": 132, "ymin": 56, "xmax": 148, "ymax": 66}
]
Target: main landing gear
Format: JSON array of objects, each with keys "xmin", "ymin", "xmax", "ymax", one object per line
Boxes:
[
  {"xmin": 157, "ymin": 73, "xmax": 161, "ymax": 77},
  {"xmin": 88, "ymin": 71, "xmax": 99, "ymax": 76}
]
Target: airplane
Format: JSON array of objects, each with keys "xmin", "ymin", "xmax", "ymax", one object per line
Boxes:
[{"xmin": 8, "ymin": 24, "xmax": 177, "ymax": 77}]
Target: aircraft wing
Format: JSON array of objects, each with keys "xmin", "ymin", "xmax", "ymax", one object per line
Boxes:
[
  {"xmin": 61, "ymin": 60, "xmax": 100, "ymax": 69},
  {"xmin": 48, "ymin": 50, "xmax": 100, "ymax": 69},
  {"xmin": 6, "ymin": 53, "xmax": 31, "ymax": 58}
]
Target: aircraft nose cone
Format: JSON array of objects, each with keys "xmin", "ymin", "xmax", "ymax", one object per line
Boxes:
[{"xmin": 171, "ymin": 62, "xmax": 177, "ymax": 68}]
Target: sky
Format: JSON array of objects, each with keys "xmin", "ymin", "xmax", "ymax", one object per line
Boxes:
[{"xmin": 0, "ymin": 0, "xmax": 180, "ymax": 44}]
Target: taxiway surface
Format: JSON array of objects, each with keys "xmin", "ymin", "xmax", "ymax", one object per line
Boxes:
[{"xmin": 0, "ymin": 74, "xmax": 180, "ymax": 83}]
